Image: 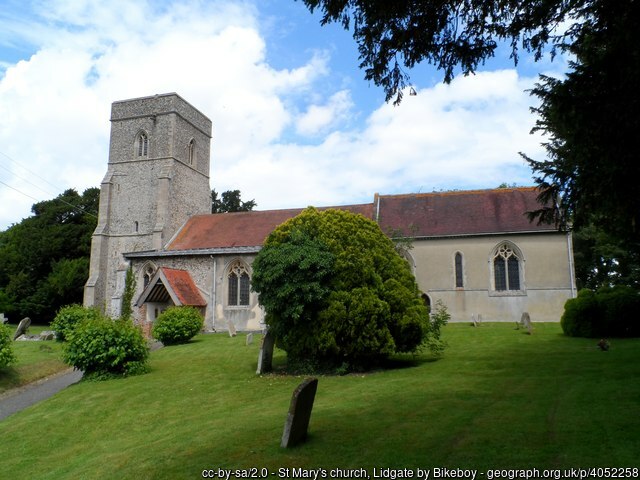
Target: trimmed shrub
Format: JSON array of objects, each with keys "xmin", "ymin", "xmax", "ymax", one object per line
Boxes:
[
  {"xmin": 152, "ymin": 306, "xmax": 203, "ymax": 346},
  {"xmin": 561, "ymin": 289, "xmax": 600, "ymax": 337},
  {"xmin": 561, "ymin": 286, "xmax": 640, "ymax": 338},
  {"xmin": 63, "ymin": 317, "xmax": 149, "ymax": 379},
  {"xmin": 0, "ymin": 323, "xmax": 17, "ymax": 369},
  {"xmin": 51, "ymin": 304, "xmax": 102, "ymax": 341}
]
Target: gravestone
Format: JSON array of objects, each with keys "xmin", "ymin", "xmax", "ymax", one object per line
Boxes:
[
  {"xmin": 13, "ymin": 317, "xmax": 31, "ymax": 340},
  {"xmin": 227, "ymin": 320, "xmax": 237, "ymax": 337},
  {"xmin": 256, "ymin": 330, "xmax": 275, "ymax": 374},
  {"xmin": 518, "ymin": 312, "xmax": 532, "ymax": 334},
  {"xmin": 477, "ymin": 314, "xmax": 482, "ymax": 325},
  {"xmin": 246, "ymin": 332, "xmax": 253, "ymax": 346},
  {"xmin": 0, "ymin": 313, "xmax": 6, "ymax": 324},
  {"xmin": 281, "ymin": 377, "xmax": 318, "ymax": 448},
  {"xmin": 39, "ymin": 331, "xmax": 56, "ymax": 341},
  {"xmin": 471, "ymin": 314, "xmax": 477, "ymax": 327}
]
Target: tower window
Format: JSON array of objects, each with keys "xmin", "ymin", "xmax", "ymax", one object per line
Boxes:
[
  {"xmin": 136, "ymin": 132, "xmax": 149, "ymax": 157},
  {"xmin": 188, "ymin": 139, "xmax": 195, "ymax": 165}
]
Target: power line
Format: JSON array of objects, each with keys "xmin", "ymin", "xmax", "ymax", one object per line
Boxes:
[{"xmin": 0, "ymin": 150, "xmax": 98, "ymax": 220}]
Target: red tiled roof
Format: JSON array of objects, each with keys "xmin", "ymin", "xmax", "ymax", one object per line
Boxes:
[
  {"xmin": 159, "ymin": 268, "xmax": 206, "ymax": 306},
  {"xmin": 167, "ymin": 204, "xmax": 374, "ymax": 251},
  {"xmin": 376, "ymin": 187, "xmax": 555, "ymax": 237}
]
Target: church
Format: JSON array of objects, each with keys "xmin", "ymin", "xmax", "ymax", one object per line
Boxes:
[{"xmin": 83, "ymin": 93, "xmax": 577, "ymax": 334}]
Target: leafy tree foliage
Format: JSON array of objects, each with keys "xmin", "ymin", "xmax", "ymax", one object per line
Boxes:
[
  {"xmin": 211, "ymin": 189, "xmax": 257, "ymax": 213},
  {"xmin": 0, "ymin": 188, "xmax": 99, "ymax": 322},
  {"xmin": 252, "ymin": 207, "xmax": 440, "ymax": 372},
  {"xmin": 300, "ymin": 0, "xmax": 598, "ymax": 104}
]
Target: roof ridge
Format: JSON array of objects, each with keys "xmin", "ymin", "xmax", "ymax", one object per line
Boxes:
[{"xmin": 380, "ymin": 186, "xmax": 538, "ymax": 200}]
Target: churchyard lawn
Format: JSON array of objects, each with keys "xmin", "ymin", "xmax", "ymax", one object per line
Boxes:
[
  {"xmin": 0, "ymin": 323, "xmax": 638, "ymax": 479},
  {"xmin": 0, "ymin": 325, "xmax": 67, "ymax": 393}
]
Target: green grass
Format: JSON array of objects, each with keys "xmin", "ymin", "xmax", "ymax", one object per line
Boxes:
[
  {"xmin": 0, "ymin": 325, "xmax": 67, "ymax": 393},
  {"xmin": 0, "ymin": 323, "xmax": 638, "ymax": 479}
]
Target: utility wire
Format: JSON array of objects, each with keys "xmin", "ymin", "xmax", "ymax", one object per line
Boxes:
[{"xmin": 0, "ymin": 149, "xmax": 98, "ymax": 220}]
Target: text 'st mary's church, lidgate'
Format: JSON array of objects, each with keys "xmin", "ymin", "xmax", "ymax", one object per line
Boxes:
[{"xmin": 84, "ymin": 93, "xmax": 576, "ymax": 334}]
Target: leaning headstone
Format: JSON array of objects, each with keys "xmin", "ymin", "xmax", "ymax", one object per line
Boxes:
[
  {"xmin": 0, "ymin": 313, "xmax": 6, "ymax": 324},
  {"xmin": 256, "ymin": 330, "xmax": 275, "ymax": 374},
  {"xmin": 227, "ymin": 320, "xmax": 237, "ymax": 337},
  {"xmin": 281, "ymin": 378, "xmax": 318, "ymax": 448},
  {"xmin": 246, "ymin": 332, "xmax": 253, "ymax": 346},
  {"xmin": 471, "ymin": 314, "xmax": 477, "ymax": 327},
  {"xmin": 13, "ymin": 317, "xmax": 31, "ymax": 340}
]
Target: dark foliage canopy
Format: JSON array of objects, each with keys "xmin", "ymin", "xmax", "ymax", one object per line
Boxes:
[
  {"xmin": 0, "ymin": 188, "xmax": 99, "ymax": 322},
  {"xmin": 301, "ymin": 0, "xmax": 599, "ymax": 104},
  {"xmin": 211, "ymin": 189, "xmax": 257, "ymax": 213}
]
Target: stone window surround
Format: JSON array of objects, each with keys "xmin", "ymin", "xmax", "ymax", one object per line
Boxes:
[{"xmin": 488, "ymin": 240, "xmax": 526, "ymax": 297}]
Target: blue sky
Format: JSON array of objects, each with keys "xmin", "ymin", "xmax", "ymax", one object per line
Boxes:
[{"xmin": 0, "ymin": 0, "xmax": 566, "ymax": 229}]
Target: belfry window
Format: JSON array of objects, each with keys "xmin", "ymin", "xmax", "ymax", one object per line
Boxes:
[
  {"xmin": 228, "ymin": 261, "xmax": 250, "ymax": 306},
  {"xmin": 137, "ymin": 132, "xmax": 149, "ymax": 157},
  {"xmin": 493, "ymin": 243, "xmax": 521, "ymax": 291},
  {"xmin": 188, "ymin": 139, "xmax": 195, "ymax": 165}
]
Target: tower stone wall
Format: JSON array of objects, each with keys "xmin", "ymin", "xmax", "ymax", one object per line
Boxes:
[{"xmin": 84, "ymin": 93, "xmax": 212, "ymax": 317}]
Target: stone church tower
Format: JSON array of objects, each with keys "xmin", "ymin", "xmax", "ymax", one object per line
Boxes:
[{"xmin": 84, "ymin": 93, "xmax": 212, "ymax": 316}]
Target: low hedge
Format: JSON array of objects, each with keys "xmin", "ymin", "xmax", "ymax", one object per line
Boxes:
[{"xmin": 561, "ymin": 286, "xmax": 640, "ymax": 338}]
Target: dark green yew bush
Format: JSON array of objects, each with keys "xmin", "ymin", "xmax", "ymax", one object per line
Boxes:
[
  {"xmin": 51, "ymin": 304, "xmax": 102, "ymax": 341},
  {"xmin": 152, "ymin": 306, "xmax": 203, "ymax": 345},
  {"xmin": 63, "ymin": 317, "xmax": 149, "ymax": 379},
  {"xmin": 561, "ymin": 286, "xmax": 640, "ymax": 338}
]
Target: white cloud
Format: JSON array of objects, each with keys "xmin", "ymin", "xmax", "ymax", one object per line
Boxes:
[
  {"xmin": 0, "ymin": 0, "xmax": 546, "ymax": 229},
  {"xmin": 295, "ymin": 90, "xmax": 353, "ymax": 136}
]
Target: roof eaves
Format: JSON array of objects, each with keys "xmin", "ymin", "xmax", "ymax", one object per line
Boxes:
[{"xmin": 125, "ymin": 245, "xmax": 263, "ymax": 258}]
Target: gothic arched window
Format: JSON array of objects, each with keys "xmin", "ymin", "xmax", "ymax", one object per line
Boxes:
[
  {"xmin": 228, "ymin": 261, "xmax": 250, "ymax": 306},
  {"xmin": 136, "ymin": 132, "xmax": 149, "ymax": 157},
  {"xmin": 454, "ymin": 252, "xmax": 464, "ymax": 288},
  {"xmin": 492, "ymin": 243, "xmax": 522, "ymax": 291}
]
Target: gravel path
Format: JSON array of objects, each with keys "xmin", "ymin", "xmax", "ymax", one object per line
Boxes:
[{"xmin": 0, "ymin": 369, "xmax": 83, "ymax": 421}]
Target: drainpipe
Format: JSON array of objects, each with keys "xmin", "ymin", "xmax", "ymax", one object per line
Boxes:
[
  {"xmin": 210, "ymin": 256, "xmax": 217, "ymax": 331},
  {"xmin": 567, "ymin": 230, "xmax": 577, "ymax": 298}
]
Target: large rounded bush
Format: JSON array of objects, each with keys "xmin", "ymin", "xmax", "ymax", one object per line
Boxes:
[
  {"xmin": 152, "ymin": 306, "xmax": 203, "ymax": 345},
  {"xmin": 252, "ymin": 207, "xmax": 435, "ymax": 371},
  {"xmin": 561, "ymin": 286, "xmax": 640, "ymax": 338},
  {"xmin": 0, "ymin": 323, "xmax": 17, "ymax": 369},
  {"xmin": 561, "ymin": 289, "xmax": 600, "ymax": 337},
  {"xmin": 63, "ymin": 317, "xmax": 149, "ymax": 378},
  {"xmin": 51, "ymin": 304, "xmax": 102, "ymax": 341}
]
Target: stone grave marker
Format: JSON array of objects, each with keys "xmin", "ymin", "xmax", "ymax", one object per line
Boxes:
[
  {"xmin": 13, "ymin": 317, "xmax": 31, "ymax": 340},
  {"xmin": 227, "ymin": 320, "xmax": 237, "ymax": 337},
  {"xmin": 256, "ymin": 330, "xmax": 275, "ymax": 374},
  {"xmin": 471, "ymin": 314, "xmax": 477, "ymax": 327},
  {"xmin": 39, "ymin": 331, "xmax": 56, "ymax": 341},
  {"xmin": 281, "ymin": 377, "xmax": 318, "ymax": 448},
  {"xmin": 246, "ymin": 332, "xmax": 253, "ymax": 346},
  {"xmin": 518, "ymin": 312, "xmax": 532, "ymax": 334},
  {"xmin": 0, "ymin": 313, "xmax": 6, "ymax": 324},
  {"xmin": 477, "ymin": 314, "xmax": 482, "ymax": 325}
]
